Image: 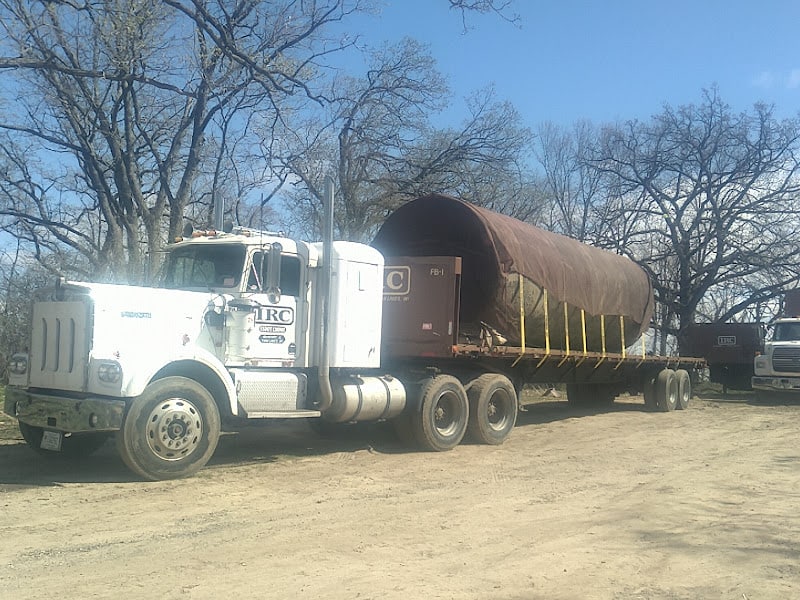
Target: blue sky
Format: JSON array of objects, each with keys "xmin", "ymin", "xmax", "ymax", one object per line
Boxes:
[{"xmin": 340, "ymin": 0, "xmax": 800, "ymax": 128}]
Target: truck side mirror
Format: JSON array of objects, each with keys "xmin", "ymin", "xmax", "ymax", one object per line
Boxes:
[{"xmin": 266, "ymin": 242, "xmax": 282, "ymax": 303}]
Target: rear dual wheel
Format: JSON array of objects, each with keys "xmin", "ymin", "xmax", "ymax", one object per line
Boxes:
[
  {"xmin": 395, "ymin": 375, "xmax": 469, "ymax": 452},
  {"xmin": 655, "ymin": 369, "xmax": 678, "ymax": 411},
  {"xmin": 675, "ymin": 369, "xmax": 691, "ymax": 410},
  {"xmin": 466, "ymin": 374, "xmax": 518, "ymax": 445},
  {"xmin": 653, "ymin": 368, "xmax": 691, "ymax": 412}
]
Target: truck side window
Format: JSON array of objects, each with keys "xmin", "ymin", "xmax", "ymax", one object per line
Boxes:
[{"xmin": 248, "ymin": 253, "xmax": 302, "ymax": 297}]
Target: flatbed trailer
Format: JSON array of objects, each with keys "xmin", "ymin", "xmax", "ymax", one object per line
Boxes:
[{"xmin": 381, "ymin": 254, "xmax": 705, "ymax": 428}]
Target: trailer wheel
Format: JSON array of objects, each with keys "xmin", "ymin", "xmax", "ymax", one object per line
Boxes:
[
  {"xmin": 466, "ymin": 374, "xmax": 518, "ymax": 445},
  {"xmin": 414, "ymin": 375, "xmax": 469, "ymax": 452},
  {"xmin": 116, "ymin": 376, "xmax": 221, "ymax": 481},
  {"xmin": 655, "ymin": 369, "xmax": 678, "ymax": 412},
  {"xmin": 675, "ymin": 369, "xmax": 691, "ymax": 410},
  {"xmin": 18, "ymin": 422, "xmax": 110, "ymax": 458}
]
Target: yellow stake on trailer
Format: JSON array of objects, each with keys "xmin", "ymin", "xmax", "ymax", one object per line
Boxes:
[
  {"xmin": 576, "ymin": 309, "xmax": 588, "ymax": 367},
  {"xmin": 557, "ymin": 301, "xmax": 571, "ymax": 367},
  {"xmin": 595, "ymin": 314, "xmax": 607, "ymax": 368},
  {"xmin": 614, "ymin": 315, "xmax": 626, "ymax": 370},
  {"xmin": 512, "ymin": 273, "xmax": 526, "ymax": 367},
  {"xmin": 536, "ymin": 289, "xmax": 551, "ymax": 368},
  {"xmin": 638, "ymin": 331, "xmax": 647, "ymax": 366}
]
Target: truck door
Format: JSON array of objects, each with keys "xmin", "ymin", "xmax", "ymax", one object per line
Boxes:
[{"xmin": 235, "ymin": 249, "xmax": 302, "ymax": 366}]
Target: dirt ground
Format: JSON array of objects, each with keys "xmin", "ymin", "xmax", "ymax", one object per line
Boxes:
[{"xmin": 1, "ymin": 390, "xmax": 799, "ymax": 600}]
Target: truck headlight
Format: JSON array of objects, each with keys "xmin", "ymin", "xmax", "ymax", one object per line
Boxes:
[
  {"xmin": 97, "ymin": 361, "xmax": 123, "ymax": 384},
  {"xmin": 754, "ymin": 356, "xmax": 768, "ymax": 370},
  {"xmin": 8, "ymin": 353, "xmax": 28, "ymax": 375}
]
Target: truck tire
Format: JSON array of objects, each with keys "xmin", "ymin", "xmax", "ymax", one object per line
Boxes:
[
  {"xmin": 675, "ymin": 369, "xmax": 691, "ymax": 410},
  {"xmin": 413, "ymin": 375, "xmax": 469, "ymax": 452},
  {"xmin": 18, "ymin": 422, "xmax": 110, "ymax": 458},
  {"xmin": 116, "ymin": 376, "xmax": 221, "ymax": 481},
  {"xmin": 655, "ymin": 369, "xmax": 678, "ymax": 412},
  {"xmin": 466, "ymin": 374, "xmax": 518, "ymax": 445}
]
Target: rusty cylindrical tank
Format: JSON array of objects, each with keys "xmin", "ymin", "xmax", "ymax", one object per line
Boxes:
[{"xmin": 372, "ymin": 194, "xmax": 654, "ymax": 353}]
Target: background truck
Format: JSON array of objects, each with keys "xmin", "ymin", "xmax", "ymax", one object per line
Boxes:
[
  {"xmin": 684, "ymin": 323, "xmax": 765, "ymax": 393},
  {"xmin": 752, "ymin": 290, "xmax": 800, "ymax": 399},
  {"xmin": 4, "ymin": 186, "xmax": 704, "ymax": 480}
]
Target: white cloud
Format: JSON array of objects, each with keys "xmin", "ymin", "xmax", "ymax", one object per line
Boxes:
[
  {"xmin": 752, "ymin": 71, "xmax": 775, "ymax": 88},
  {"xmin": 786, "ymin": 69, "xmax": 800, "ymax": 89},
  {"xmin": 751, "ymin": 69, "xmax": 800, "ymax": 90}
]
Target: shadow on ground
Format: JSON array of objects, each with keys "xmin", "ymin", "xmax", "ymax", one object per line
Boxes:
[
  {"xmin": 0, "ymin": 421, "xmax": 406, "ymax": 488},
  {"xmin": 6, "ymin": 392, "xmax": 791, "ymax": 488}
]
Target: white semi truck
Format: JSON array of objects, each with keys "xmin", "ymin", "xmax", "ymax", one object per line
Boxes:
[
  {"xmin": 752, "ymin": 292, "xmax": 800, "ymax": 399},
  {"xmin": 4, "ymin": 185, "xmax": 704, "ymax": 480}
]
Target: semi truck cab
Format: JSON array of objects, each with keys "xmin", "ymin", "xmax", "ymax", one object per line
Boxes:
[
  {"xmin": 5, "ymin": 224, "xmax": 406, "ymax": 480},
  {"xmin": 752, "ymin": 317, "xmax": 800, "ymax": 397}
]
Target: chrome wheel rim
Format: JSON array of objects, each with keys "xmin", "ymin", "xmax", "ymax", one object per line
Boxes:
[{"xmin": 145, "ymin": 398, "xmax": 203, "ymax": 461}]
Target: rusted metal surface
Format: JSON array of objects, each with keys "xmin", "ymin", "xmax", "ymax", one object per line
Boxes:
[
  {"xmin": 382, "ymin": 256, "xmax": 461, "ymax": 358},
  {"xmin": 373, "ymin": 194, "xmax": 655, "ymax": 352},
  {"xmin": 684, "ymin": 322, "xmax": 764, "ymax": 390},
  {"xmin": 684, "ymin": 323, "xmax": 764, "ymax": 364}
]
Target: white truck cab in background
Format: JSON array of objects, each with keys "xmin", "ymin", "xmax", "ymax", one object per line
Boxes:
[{"xmin": 752, "ymin": 317, "xmax": 800, "ymax": 399}]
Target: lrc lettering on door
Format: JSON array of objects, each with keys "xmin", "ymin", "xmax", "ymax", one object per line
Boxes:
[{"xmin": 257, "ymin": 306, "xmax": 295, "ymax": 325}]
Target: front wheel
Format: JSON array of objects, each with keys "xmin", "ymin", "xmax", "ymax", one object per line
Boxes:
[{"xmin": 116, "ymin": 376, "xmax": 221, "ymax": 481}]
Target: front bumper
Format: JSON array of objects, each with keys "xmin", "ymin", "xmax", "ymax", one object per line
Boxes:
[
  {"xmin": 751, "ymin": 376, "xmax": 800, "ymax": 393},
  {"xmin": 4, "ymin": 387, "xmax": 127, "ymax": 433}
]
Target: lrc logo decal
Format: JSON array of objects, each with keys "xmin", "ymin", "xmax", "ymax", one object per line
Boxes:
[
  {"xmin": 257, "ymin": 306, "xmax": 295, "ymax": 325},
  {"xmin": 384, "ymin": 266, "xmax": 410, "ymax": 296}
]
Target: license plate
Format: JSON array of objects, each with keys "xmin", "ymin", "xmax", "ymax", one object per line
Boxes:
[{"xmin": 40, "ymin": 430, "xmax": 63, "ymax": 451}]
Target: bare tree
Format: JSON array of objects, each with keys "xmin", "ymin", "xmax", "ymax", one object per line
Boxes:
[
  {"xmin": 0, "ymin": 240, "xmax": 51, "ymax": 378},
  {"xmin": 0, "ymin": 0, "xmax": 364, "ymax": 282},
  {"xmin": 589, "ymin": 88, "xmax": 800, "ymax": 350},
  {"xmin": 448, "ymin": 0, "xmax": 520, "ymax": 29},
  {"xmin": 399, "ymin": 89, "xmax": 540, "ymax": 221},
  {"xmin": 535, "ymin": 120, "xmax": 604, "ymax": 241},
  {"xmin": 278, "ymin": 45, "xmax": 538, "ymax": 242}
]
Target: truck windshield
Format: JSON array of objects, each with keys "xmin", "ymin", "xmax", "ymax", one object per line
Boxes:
[
  {"xmin": 773, "ymin": 322, "xmax": 800, "ymax": 342},
  {"xmin": 162, "ymin": 244, "xmax": 246, "ymax": 290}
]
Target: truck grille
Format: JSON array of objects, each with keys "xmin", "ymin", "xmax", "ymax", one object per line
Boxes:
[
  {"xmin": 29, "ymin": 300, "xmax": 90, "ymax": 391},
  {"xmin": 771, "ymin": 346, "xmax": 800, "ymax": 373}
]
